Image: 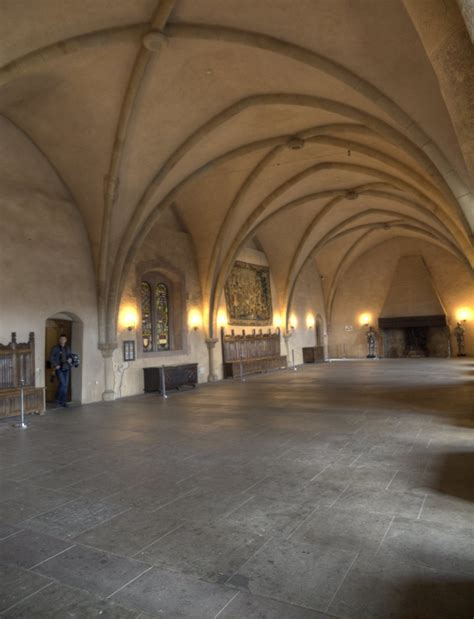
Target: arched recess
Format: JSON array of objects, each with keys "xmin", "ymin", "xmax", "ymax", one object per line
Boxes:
[
  {"xmin": 285, "ymin": 222, "xmax": 470, "ymax": 332},
  {"xmin": 45, "ymin": 311, "xmax": 84, "ymax": 405},
  {"xmin": 134, "ymin": 257, "xmax": 188, "ymax": 356}
]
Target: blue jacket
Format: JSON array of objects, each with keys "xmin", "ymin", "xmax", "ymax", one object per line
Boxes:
[{"xmin": 50, "ymin": 345, "xmax": 73, "ymax": 371}]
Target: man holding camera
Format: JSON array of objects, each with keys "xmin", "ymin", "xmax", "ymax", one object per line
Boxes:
[{"xmin": 49, "ymin": 334, "xmax": 77, "ymax": 408}]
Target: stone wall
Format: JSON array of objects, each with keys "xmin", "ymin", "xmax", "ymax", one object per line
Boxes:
[{"xmin": 0, "ymin": 117, "xmax": 104, "ymax": 404}]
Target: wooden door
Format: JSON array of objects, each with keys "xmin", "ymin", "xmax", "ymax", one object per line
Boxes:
[{"xmin": 45, "ymin": 319, "xmax": 72, "ymax": 402}]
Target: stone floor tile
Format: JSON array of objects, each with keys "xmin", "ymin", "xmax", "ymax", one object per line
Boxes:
[
  {"xmin": 228, "ymin": 538, "xmax": 358, "ymax": 612},
  {"xmin": 135, "ymin": 520, "xmax": 267, "ymax": 583},
  {"xmin": 220, "ymin": 495, "xmax": 316, "ymax": 538},
  {"xmin": 2, "ymin": 582, "xmax": 138, "ymax": 618},
  {"xmin": 0, "ymin": 523, "xmax": 21, "ymax": 541},
  {"xmin": 75, "ymin": 507, "xmax": 182, "ymax": 556},
  {"xmin": 380, "ymin": 517, "xmax": 474, "ymax": 575},
  {"xmin": 0, "ymin": 528, "xmax": 72, "ymax": 569},
  {"xmin": 333, "ymin": 486, "xmax": 426, "ymax": 519},
  {"xmin": 291, "ymin": 505, "xmax": 393, "ymax": 554},
  {"xmin": 33, "ymin": 544, "xmax": 150, "ymax": 598},
  {"xmin": 112, "ymin": 565, "xmax": 237, "ymax": 618},
  {"xmin": 328, "ymin": 554, "xmax": 474, "ymax": 619},
  {"xmin": 219, "ymin": 591, "xmax": 337, "ymax": 618},
  {"xmin": 0, "ymin": 563, "xmax": 51, "ymax": 613},
  {"xmin": 25, "ymin": 496, "xmax": 128, "ymax": 540}
]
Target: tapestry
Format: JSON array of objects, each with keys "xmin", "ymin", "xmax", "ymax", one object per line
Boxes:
[{"xmin": 224, "ymin": 261, "xmax": 273, "ymax": 325}]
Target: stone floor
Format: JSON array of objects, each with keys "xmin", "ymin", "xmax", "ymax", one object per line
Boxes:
[{"xmin": 0, "ymin": 359, "xmax": 473, "ymax": 618}]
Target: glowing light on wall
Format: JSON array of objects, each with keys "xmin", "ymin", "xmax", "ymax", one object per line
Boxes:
[
  {"xmin": 273, "ymin": 312, "xmax": 282, "ymax": 329},
  {"xmin": 306, "ymin": 313, "xmax": 315, "ymax": 329},
  {"xmin": 289, "ymin": 313, "xmax": 298, "ymax": 329},
  {"xmin": 119, "ymin": 306, "xmax": 138, "ymax": 331},
  {"xmin": 456, "ymin": 307, "xmax": 472, "ymax": 322},
  {"xmin": 359, "ymin": 313, "xmax": 372, "ymax": 327},
  {"xmin": 188, "ymin": 308, "xmax": 202, "ymax": 331},
  {"xmin": 217, "ymin": 309, "xmax": 228, "ymax": 329}
]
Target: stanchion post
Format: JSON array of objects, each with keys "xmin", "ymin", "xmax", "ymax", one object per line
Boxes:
[
  {"xmin": 292, "ymin": 349, "xmax": 297, "ymax": 371},
  {"xmin": 161, "ymin": 365, "xmax": 168, "ymax": 399},
  {"xmin": 14, "ymin": 379, "xmax": 28, "ymax": 429}
]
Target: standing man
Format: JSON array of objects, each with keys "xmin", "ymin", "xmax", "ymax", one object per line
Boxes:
[{"xmin": 49, "ymin": 334, "xmax": 74, "ymax": 407}]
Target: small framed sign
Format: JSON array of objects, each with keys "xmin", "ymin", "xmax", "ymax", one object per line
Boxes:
[{"xmin": 123, "ymin": 340, "xmax": 136, "ymax": 362}]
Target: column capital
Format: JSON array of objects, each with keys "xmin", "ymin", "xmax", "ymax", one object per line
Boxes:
[
  {"xmin": 98, "ymin": 342, "xmax": 117, "ymax": 358},
  {"xmin": 205, "ymin": 337, "xmax": 219, "ymax": 350}
]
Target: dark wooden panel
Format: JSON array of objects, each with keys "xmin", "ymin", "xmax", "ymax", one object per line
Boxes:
[
  {"xmin": 378, "ymin": 315, "xmax": 447, "ymax": 329},
  {"xmin": 144, "ymin": 364, "xmax": 198, "ymax": 394},
  {"xmin": 303, "ymin": 347, "xmax": 325, "ymax": 363},
  {"xmin": 0, "ymin": 332, "xmax": 44, "ymax": 418},
  {"xmin": 0, "ymin": 387, "xmax": 45, "ymax": 419},
  {"xmin": 223, "ymin": 356, "xmax": 287, "ymax": 378}
]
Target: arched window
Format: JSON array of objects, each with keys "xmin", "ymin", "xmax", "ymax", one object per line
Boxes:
[
  {"xmin": 140, "ymin": 279, "xmax": 171, "ymax": 352},
  {"xmin": 138, "ymin": 268, "xmax": 184, "ymax": 355},
  {"xmin": 155, "ymin": 283, "xmax": 170, "ymax": 350},
  {"xmin": 141, "ymin": 281, "xmax": 152, "ymax": 352}
]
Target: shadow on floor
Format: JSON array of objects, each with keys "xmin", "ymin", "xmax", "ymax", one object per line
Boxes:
[
  {"xmin": 428, "ymin": 451, "xmax": 474, "ymax": 503},
  {"xmin": 390, "ymin": 579, "xmax": 474, "ymax": 619}
]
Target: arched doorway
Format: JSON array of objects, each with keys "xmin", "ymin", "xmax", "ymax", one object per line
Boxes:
[{"xmin": 45, "ymin": 312, "xmax": 83, "ymax": 406}]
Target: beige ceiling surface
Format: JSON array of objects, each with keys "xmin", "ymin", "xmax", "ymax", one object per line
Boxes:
[{"xmin": 0, "ymin": 0, "xmax": 472, "ymax": 336}]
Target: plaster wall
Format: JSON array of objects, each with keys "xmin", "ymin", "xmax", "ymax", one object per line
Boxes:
[
  {"xmin": 286, "ymin": 259, "xmax": 328, "ymax": 366},
  {"xmin": 0, "ymin": 118, "xmax": 103, "ymax": 403},
  {"xmin": 117, "ymin": 221, "xmax": 209, "ymax": 397},
  {"xmin": 329, "ymin": 237, "xmax": 474, "ymax": 358}
]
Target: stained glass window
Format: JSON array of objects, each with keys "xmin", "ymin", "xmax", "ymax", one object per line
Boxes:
[
  {"xmin": 155, "ymin": 283, "xmax": 170, "ymax": 350},
  {"xmin": 140, "ymin": 281, "xmax": 152, "ymax": 352}
]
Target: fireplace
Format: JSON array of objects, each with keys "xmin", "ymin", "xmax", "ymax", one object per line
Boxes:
[{"xmin": 379, "ymin": 315, "xmax": 449, "ymax": 358}]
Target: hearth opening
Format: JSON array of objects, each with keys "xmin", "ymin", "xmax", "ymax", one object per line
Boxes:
[{"xmin": 379, "ymin": 315, "xmax": 449, "ymax": 358}]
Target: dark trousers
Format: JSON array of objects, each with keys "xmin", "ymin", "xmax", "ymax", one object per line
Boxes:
[{"xmin": 56, "ymin": 370, "xmax": 70, "ymax": 405}]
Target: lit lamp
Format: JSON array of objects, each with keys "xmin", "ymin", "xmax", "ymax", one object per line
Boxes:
[
  {"xmin": 188, "ymin": 308, "xmax": 202, "ymax": 331},
  {"xmin": 120, "ymin": 306, "xmax": 138, "ymax": 332},
  {"xmin": 273, "ymin": 313, "xmax": 282, "ymax": 330},
  {"xmin": 306, "ymin": 313, "xmax": 315, "ymax": 329},
  {"xmin": 289, "ymin": 313, "xmax": 298, "ymax": 330},
  {"xmin": 456, "ymin": 307, "xmax": 472, "ymax": 323},
  {"xmin": 359, "ymin": 313, "xmax": 372, "ymax": 328},
  {"xmin": 217, "ymin": 309, "xmax": 228, "ymax": 330}
]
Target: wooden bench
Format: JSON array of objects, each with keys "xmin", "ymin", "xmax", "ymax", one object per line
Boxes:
[
  {"xmin": 222, "ymin": 328, "xmax": 287, "ymax": 378},
  {"xmin": 0, "ymin": 332, "xmax": 45, "ymax": 418}
]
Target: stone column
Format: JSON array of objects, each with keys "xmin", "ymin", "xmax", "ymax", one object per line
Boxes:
[
  {"xmin": 205, "ymin": 337, "xmax": 220, "ymax": 382},
  {"xmin": 99, "ymin": 343, "xmax": 117, "ymax": 401},
  {"xmin": 403, "ymin": 0, "xmax": 474, "ymax": 180}
]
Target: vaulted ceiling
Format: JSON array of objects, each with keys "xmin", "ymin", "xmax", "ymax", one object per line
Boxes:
[{"xmin": 1, "ymin": 0, "xmax": 472, "ymax": 337}]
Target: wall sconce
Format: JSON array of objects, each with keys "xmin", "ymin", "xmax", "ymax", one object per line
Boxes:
[
  {"xmin": 359, "ymin": 312, "xmax": 372, "ymax": 327},
  {"xmin": 188, "ymin": 308, "xmax": 202, "ymax": 331},
  {"xmin": 217, "ymin": 309, "xmax": 228, "ymax": 330},
  {"xmin": 119, "ymin": 306, "xmax": 138, "ymax": 332},
  {"xmin": 456, "ymin": 307, "xmax": 472, "ymax": 323},
  {"xmin": 306, "ymin": 313, "xmax": 315, "ymax": 329},
  {"xmin": 289, "ymin": 313, "xmax": 298, "ymax": 330},
  {"xmin": 273, "ymin": 313, "xmax": 283, "ymax": 329}
]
